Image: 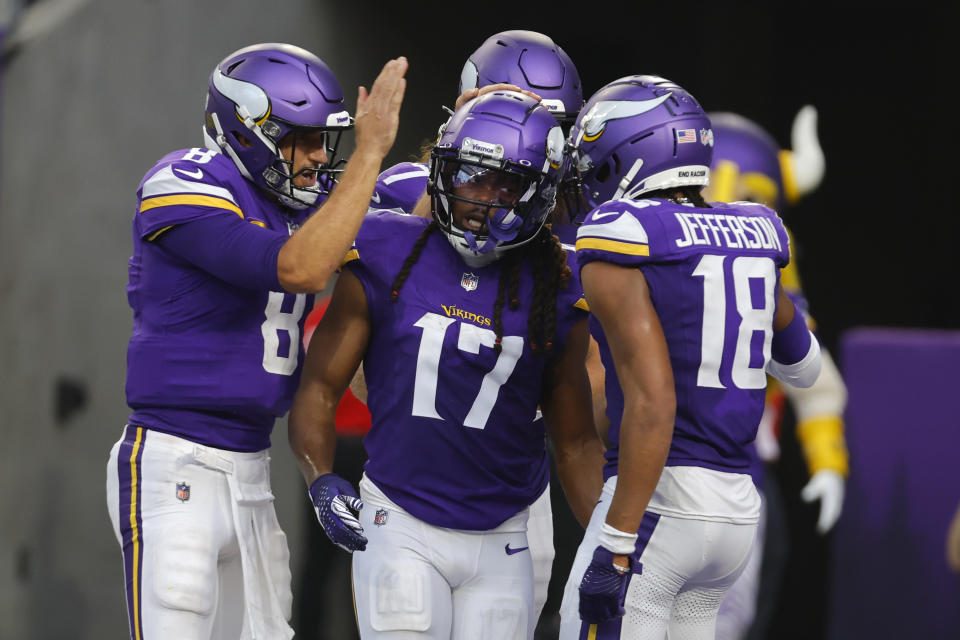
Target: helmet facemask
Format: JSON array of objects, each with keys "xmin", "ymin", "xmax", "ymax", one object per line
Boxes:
[
  {"xmin": 430, "ymin": 150, "xmax": 555, "ymax": 267},
  {"xmin": 261, "ymin": 124, "xmax": 350, "ymax": 210}
]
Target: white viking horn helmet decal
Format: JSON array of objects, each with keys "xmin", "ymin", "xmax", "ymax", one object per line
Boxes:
[{"xmin": 780, "ymin": 105, "xmax": 825, "ymax": 203}]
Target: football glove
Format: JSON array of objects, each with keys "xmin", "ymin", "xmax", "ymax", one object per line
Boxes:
[
  {"xmin": 579, "ymin": 546, "xmax": 634, "ymax": 623},
  {"xmin": 308, "ymin": 473, "xmax": 367, "ymax": 552},
  {"xmin": 801, "ymin": 468, "xmax": 845, "ymax": 534}
]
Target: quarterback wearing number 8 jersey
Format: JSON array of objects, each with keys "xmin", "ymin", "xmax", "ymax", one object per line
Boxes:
[
  {"xmin": 105, "ymin": 44, "xmax": 407, "ymax": 640},
  {"xmin": 558, "ymin": 76, "xmax": 821, "ymax": 640}
]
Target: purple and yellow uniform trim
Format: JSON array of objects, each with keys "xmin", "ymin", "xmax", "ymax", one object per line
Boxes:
[
  {"xmin": 139, "ymin": 194, "xmax": 251, "ymax": 241},
  {"xmin": 117, "ymin": 425, "xmax": 147, "ymax": 640},
  {"xmin": 575, "ymin": 237, "xmax": 649, "ymax": 256},
  {"xmin": 140, "ymin": 194, "xmax": 244, "ymax": 218}
]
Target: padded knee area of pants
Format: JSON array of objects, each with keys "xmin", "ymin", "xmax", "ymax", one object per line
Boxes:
[
  {"xmin": 369, "ymin": 562, "xmax": 431, "ymax": 632},
  {"xmin": 152, "ymin": 528, "xmax": 217, "ymax": 615},
  {"xmin": 456, "ymin": 596, "xmax": 528, "ymax": 640}
]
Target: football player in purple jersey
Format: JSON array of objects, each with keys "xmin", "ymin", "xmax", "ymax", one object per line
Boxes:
[
  {"xmin": 557, "ymin": 76, "xmax": 823, "ymax": 640},
  {"xmin": 356, "ymin": 31, "xmax": 590, "ymax": 631},
  {"xmin": 105, "ymin": 43, "xmax": 406, "ymax": 640},
  {"xmin": 289, "ymin": 91, "xmax": 605, "ymax": 639}
]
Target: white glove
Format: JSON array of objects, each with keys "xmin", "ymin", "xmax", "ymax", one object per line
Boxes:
[{"xmin": 801, "ymin": 469, "xmax": 845, "ymax": 534}]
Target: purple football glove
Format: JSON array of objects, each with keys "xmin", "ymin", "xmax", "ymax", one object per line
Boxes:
[
  {"xmin": 579, "ymin": 546, "xmax": 634, "ymax": 623},
  {"xmin": 308, "ymin": 473, "xmax": 367, "ymax": 552}
]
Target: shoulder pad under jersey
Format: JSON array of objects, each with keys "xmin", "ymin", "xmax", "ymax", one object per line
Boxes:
[
  {"xmin": 136, "ymin": 147, "xmax": 255, "ymax": 239},
  {"xmin": 370, "ymin": 162, "xmax": 430, "ymax": 214}
]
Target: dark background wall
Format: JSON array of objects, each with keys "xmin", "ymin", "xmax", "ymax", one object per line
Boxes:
[{"xmin": 0, "ymin": 1, "xmax": 953, "ymax": 638}]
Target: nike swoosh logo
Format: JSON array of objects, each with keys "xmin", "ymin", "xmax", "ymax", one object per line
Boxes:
[
  {"xmin": 592, "ymin": 210, "xmax": 622, "ymax": 220},
  {"xmin": 175, "ymin": 167, "xmax": 204, "ymax": 180},
  {"xmin": 370, "ymin": 191, "xmax": 381, "ymax": 204},
  {"xmin": 505, "ymin": 544, "xmax": 529, "ymax": 555}
]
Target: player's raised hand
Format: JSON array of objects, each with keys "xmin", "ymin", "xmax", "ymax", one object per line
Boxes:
[
  {"xmin": 309, "ymin": 473, "xmax": 367, "ymax": 552},
  {"xmin": 454, "ymin": 82, "xmax": 541, "ymax": 112},
  {"xmin": 354, "ymin": 57, "xmax": 408, "ymax": 159},
  {"xmin": 579, "ymin": 546, "xmax": 634, "ymax": 623}
]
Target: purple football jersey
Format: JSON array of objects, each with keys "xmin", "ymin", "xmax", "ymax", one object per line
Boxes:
[
  {"xmin": 369, "ymin": 162, "xmax": 430, "ymax": 213},
  {"xmin": 125, "ymin": 147, "xmax": 315, "ymax": 451},
  {"xmin": 576, "ymin": 198, "xmax": 790, "ymax": 479},
  {"xmin": 550, "ymin": 222, "xmax": 578, "ymax": 247},
  {"xmin": 346, "ymin": 211, "xmax": 588, "ymax": 530}
]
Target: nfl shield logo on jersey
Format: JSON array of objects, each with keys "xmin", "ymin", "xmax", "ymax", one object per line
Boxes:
[
  {"xmin": 461, "ymin": 272, "xmax": 479, "ymax": 292},
  {"xmin": 374, "ymin": 508, "xmax": 388, "ymax": 526},
  {"xmin": 176, "ymin": 482, "xmax": 190, "ymax": 502}
]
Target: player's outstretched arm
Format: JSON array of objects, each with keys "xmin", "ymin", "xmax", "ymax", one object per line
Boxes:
[
  {"xmin": 577, "ymin": 261, "xmax": 675, "ymax": 624},
  {"xmin": 277, "ymin": 57, "xmax": 408, "ymax": 293},
  {"xmin": 541, "ymin": 316, "xmax": 606, "ymax": 529},
  {"xmin": 289, "ymin": 269, "xmax": 372, "ymax": 551}
]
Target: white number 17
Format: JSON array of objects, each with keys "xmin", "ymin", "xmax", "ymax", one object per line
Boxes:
[{"xmin": 411, "ymin": 312, "xmax": 523, "ymax": 429}]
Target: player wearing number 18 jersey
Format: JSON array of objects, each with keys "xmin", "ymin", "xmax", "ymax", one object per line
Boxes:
[
  {"xmin": 558, "ymin": 76, "xmax": 822, "ymax": 639},
  {"xmin": 105, "ymin": 44, "xmax": 407, "ymax": 640}
]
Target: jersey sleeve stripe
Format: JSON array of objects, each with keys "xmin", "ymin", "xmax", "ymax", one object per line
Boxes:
[
  {"xmin": 145, "ymin": 225, "xmax": 175, "ymax": 242},
  {"xmin": 140, "ymin": 194, "xmax": 244, "ymax": 218},
  {"xmin": 575, "ymin": 237, "xmax": 650, "ymax": 256},
  {"xmin": 341, "ymin": 248, "xmax": 360, "ymax": 265}
]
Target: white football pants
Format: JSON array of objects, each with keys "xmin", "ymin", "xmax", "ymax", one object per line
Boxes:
[
  {"xmin": 559, "ymin": 476, "xmax": 757, "ymax": 640},
  {"xmin": 527, "ymin": 483, "xmax": 555, "ymax": 625},
  {"xmin": 106, "ymin": 425, "xmax": 293, "ymax": 640},
  {"xmin": 352, "ymin": 475, "xmax": 536, "ymax": 639}
]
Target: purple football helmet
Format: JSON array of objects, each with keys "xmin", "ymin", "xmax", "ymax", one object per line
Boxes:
[
  {"xmin": 459, "ymin": 30, "xmax": 583, "ymax": 128},
  {"xmin": 569, "ymin": 75, "xmax": 714, "ymax": 217},
  {"xmin": 430, "ymin": 91, "xmax": 565, "ymax": 266},
  {"xmin": 203, "ymin": 43, "xmax": 353, "ymax": 210}
]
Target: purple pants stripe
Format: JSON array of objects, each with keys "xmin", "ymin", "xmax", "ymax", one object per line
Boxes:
[
  {"xmin": 117, "ymin": 425, "xmax": 147, "ymax": 640},
  {"xmin": 579, "ymin": 511, "xmax": 662, "ymax": 640}
]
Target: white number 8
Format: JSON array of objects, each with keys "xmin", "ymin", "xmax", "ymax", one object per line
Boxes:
[{"xmin": 261, "ymin": 291, "xmax": 306, "ymax": 375}]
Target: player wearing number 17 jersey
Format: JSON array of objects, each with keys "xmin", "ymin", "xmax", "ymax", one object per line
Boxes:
[
  {"xmin": 105, "ymin": 44, "xmax": 407, "ymax": 640},
  {"xmin": 290, "ymin": 91, "xmax": 605, "ymax": 640},
  {"xmin": 558, "ymin": 76, "xmax": 822, "ymax": 640}
]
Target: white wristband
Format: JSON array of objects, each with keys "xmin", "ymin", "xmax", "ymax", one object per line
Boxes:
[{"xmin": 598, "ymin": 522, "xmax": 639, "ymax": 555}]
